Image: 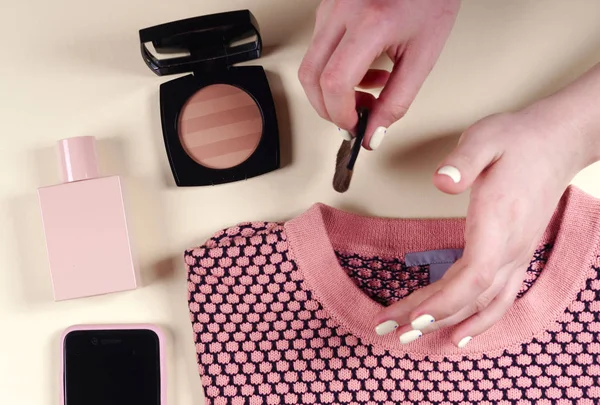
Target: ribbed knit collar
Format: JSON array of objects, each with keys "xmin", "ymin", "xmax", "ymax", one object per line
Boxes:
[{"xmin": 285, "ymin": 186, "xmax": 600, "ymax": 356}]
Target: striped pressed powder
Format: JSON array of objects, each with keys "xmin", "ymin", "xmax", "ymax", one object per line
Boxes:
[
  {"xmin": 141, "ymin": 11, "xmax": 280, "ymax": 186},
  {"xmin": 178, "ymin": 84, "xmax": 263, "ymax": 169}
]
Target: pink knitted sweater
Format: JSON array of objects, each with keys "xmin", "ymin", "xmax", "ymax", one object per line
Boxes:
[{"xmin": 186, "ymin": 186, "xmax": 600, "ymax": 404}]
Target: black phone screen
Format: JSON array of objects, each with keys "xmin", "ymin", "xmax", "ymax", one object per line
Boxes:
[{"xmin": 63, "ymin": 329, "xmax": 161, "ymax": 405}]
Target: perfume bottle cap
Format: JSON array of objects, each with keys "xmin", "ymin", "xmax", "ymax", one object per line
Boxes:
[{"xmin": 58, "ymin": 136, "xmax": 100, "ymax": 183}]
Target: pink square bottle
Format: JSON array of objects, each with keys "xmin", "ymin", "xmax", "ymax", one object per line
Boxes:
[{"xmin": 38, "ymin": 136, "xmax": 137, "ymax": 301}]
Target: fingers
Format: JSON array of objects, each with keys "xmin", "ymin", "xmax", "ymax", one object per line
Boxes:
[
  {"xmin": 450, "ymin": 267, "xmax": 524, "ymax": 347},
  {"xmin": 408, "ymin": 258, "xmax": 502, "ymax": 329},
  {"xmin": 313, "ymin": 0, "xmax": 334, "ymax": 31},
  {"xmin": 346, "ymin": 76, "xmax": 387, "ymax": 139},
  {"xmin": 375, "ymin": 257, "xmax": 499, "ymax": 333},
  {"xmin": 338, "ymin": 92, "xmax": 377, "ymax": 141},
  {"xmin": 320, "ymin": 31, "xmax": 386, "ymax": 131},
  {"xmin": 434, "ymin": 125, "xmax": 503, "ymax": 194},
  {"xmin": 416, "ymin": 261, "xmax": 514, "ymax": 335},
  {"xmin": 363, "ymin": 43, "xmax": 443, "ymax": 150},
  {"xmin": 375, "ymin": 261, "xmax": 525, "ymax": 349},
  {"xmin": 299, "ymin": 25, "xmax": 387, "ymax": 132},
  {"xmin": 298, "ymin": 14, "xmax": 345, "ymax": 121},
  {"xmin": 355, "ymin": 91, "xmax": 377, "ymax": 115},
  {"xmin": 375, "ymin": 279, "xmax": 444, "ymax": 333},
  {"xmin": 358, "ymin": 69, "xmax": 391, "ymax": 89}
]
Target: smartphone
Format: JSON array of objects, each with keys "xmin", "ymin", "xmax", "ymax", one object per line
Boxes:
[{"xmin": 61, "ymin": 324, "xmax": 166, "ymax": 405}]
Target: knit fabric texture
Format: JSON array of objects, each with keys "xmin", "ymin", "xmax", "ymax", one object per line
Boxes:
[{"xmin": 186, "ymin": 186, "xmax": 600, "ymax": 404}]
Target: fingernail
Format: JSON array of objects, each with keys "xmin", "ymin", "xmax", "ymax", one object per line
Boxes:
[
  {"xmin": 411, "ymin": 314, "xmax": 435, "ymax": 330},
  {"xmin": 375, "ymin": 320, "xmax": 399, "ymax": 336},
  {"xmin": 399, "ymin": 330, "xmax": 423, "ymax": 344},
  {"xmin": 338, "ymin": 127, "xmax": 352, "ymax": 141},
  {"xmin": 437, "ymin": 165, "xmax": 461, "ymax": 183},
  {"xmin": 457, "ymin": 336, "xmax": 473, "ymax": 348},
  {"xmin": 369, "ymin": 126, "xmax": 387, "ymax": 150}
]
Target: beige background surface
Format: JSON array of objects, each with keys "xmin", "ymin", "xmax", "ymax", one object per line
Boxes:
[{"xmin": 1, "ymin": 1, "xmax": 600, "ymax": 404}]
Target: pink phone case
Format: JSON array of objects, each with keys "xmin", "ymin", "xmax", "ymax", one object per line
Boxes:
[{"xmin": 60, "ymin": 324, "xmax": 167, "ymax": 405}]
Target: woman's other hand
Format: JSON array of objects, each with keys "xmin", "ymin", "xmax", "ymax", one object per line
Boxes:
[{"xmin": 376, "ymin": 62, "xmax": 600, "ymax": 347}]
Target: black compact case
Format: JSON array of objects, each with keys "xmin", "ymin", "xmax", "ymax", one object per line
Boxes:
[{"xmin": 140, "ymin": 10, "xmax": 280, "ymax": 186}]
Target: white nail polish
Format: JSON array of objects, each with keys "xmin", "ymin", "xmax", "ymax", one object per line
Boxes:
[
  {"xmin": 457, "ymin": 336, "xmax": 472, "ymax": 348},
  {"xmin": 411, "ymin": 314, "xmax": 435, "ymax": 330},
  {"xmin": 437, "ymin": 165, "xmax": 461, "ymax": 183},
  {"xmin": 375, "ymin": 320, "xmax": 399, "ymax": 336},
  {"xmin": 399, "ymin": 330, "xmax": 423, "ymax": 344},
  {"xmin": 338, "ymin": 128, "xmax": 352, "ymax": 141},
  {"xmin": 369, "ymin": 126, "xmax": 387, "ymax": 150}
]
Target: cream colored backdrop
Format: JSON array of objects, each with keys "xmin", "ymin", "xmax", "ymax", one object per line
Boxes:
[{"xmin": 1, "ymin": 1, "xmax": 599, "ymax": 404}]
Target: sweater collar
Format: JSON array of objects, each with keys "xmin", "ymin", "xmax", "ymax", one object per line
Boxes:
[{"xmin": 285, "ymin": 186, "xmax": 600, "ymax": 356}]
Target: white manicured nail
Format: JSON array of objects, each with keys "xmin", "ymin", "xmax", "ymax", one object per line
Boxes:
[
  {"xmin": 338, "ymin": 128, "xmax": 352, "ymax": 141},
  {"xmin": 369, "ymin": 126, "xmax": 387, "ymax": 150},
  {"xmin": 437, "ymin": 165, "xmax": 461, "ymax": 183},
  {"xmin": 411, "ymin": 314, "xmax": 435, "ymax": 330},
  {"xmin": 399, "ymin": 330, "xmax": 423, "ymax": 344},
  {"xmin": 457, "ymin": 336, "xmax": 473, "ymax": 348},
  {"xmin": 375, "ymin": 320, "xmax": 399, "ymax": 336}
]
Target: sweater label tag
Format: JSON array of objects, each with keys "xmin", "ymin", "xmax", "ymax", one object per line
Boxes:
[{"xmin": 405, "ymin": 249, "xmax": 463, "ymax": 283}]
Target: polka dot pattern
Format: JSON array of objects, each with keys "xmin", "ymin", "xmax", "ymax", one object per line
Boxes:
[
  {"xmin": 336, "ymin": 244, "xmax": 549, "ymax": 307},
  {"xmin": 186, "ymin": 222, "xmax": 600, "ymax": 404}
]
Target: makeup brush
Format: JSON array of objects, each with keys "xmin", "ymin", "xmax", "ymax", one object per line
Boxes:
[{"xmin": 333, "ymin": 109, "xmax": 369, "ymax": 193}]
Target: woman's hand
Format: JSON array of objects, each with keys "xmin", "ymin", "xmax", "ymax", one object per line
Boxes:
[
  {"xmin": 376, "ymin": 62, "xmax": 600, "ymax": 347},
  {"xmin": 298, "ymin": 0, "xmax": 460, "ymax": 149}
]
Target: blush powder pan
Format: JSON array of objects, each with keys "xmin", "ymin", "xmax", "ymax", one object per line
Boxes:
[
  {"xmin": 179, "ymin": 84, "xmax": 263, "ymax": 170},
  {"xmin": 140, "ymin": 10, "xmax": 280, "ymax": 186}
]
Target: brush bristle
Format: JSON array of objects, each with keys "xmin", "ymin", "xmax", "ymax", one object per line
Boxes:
[{"xmin": 333, "ymin": 139, "xmax": 353, "ymax": 193}]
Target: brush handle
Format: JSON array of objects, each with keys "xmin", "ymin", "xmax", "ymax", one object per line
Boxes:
[{"xmin": 347, "ymin": 109, "xmax": 369, "ymax": 170}]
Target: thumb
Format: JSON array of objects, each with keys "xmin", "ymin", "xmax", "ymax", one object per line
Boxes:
[
  {"xmin": 434, "ymin": 130, "xmax": 501, "ymax": 195},
  {"xmin": 362, "ymin": 47, "xmax": 435, "ymax": 150}
]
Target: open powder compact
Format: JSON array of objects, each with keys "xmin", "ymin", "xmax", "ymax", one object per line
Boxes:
[{"xmin": 140, "ymin": 10, "xmax": 280, "ymax": 186}]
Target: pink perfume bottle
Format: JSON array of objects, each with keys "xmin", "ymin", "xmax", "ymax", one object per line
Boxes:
[{"xmin": 38, "ymin": 136, "xmax": 137, "ymax": 301}]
